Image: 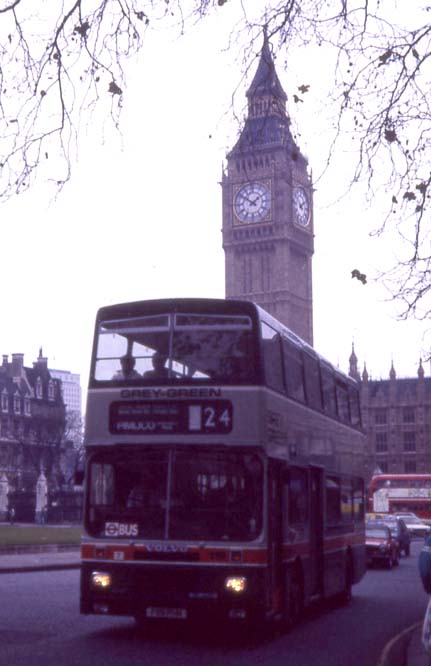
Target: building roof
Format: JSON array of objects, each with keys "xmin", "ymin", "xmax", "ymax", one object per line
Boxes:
[
  {"xmin": 366, "ymin": 376, "xmax": 431, "ymax": 400},
  {"xmin": 229, "ymin": 31, "xmax": 301, "ymax": 157},
  {"xmin": 247, "ymin": 32, "xmax": 287, "ymax": 102}
]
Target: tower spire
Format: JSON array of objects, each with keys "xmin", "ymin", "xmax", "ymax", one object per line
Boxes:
[{"xmin": 246, "ymin": 30, "xmax": 287, "ymax": 106}]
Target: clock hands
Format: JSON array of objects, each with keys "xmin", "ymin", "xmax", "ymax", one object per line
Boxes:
[{"xmin": 242, "ymin": 193, "xmax": 260, "ymax": 208}]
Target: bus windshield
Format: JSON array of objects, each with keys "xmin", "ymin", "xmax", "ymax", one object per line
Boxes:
[
  {"xmin": 93, "ymin": 312, "xmax": 256, "ymax": 383},
  {"xmin": 87, "ymin": 449, "xmax": 263, "ymax": 542}
]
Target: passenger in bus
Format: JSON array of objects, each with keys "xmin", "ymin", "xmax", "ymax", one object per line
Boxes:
[
  {"xmin": 112, "ymin": 354, "xmax": 141, "ymax": 380},
  {"xmin": 143, "ymin": 352, "xmax": 169, "ymax": 379}
]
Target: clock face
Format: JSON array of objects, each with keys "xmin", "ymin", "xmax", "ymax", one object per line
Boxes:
[
  {"xmin": 234, "ymin": 182, "xmax": 271, "ymax": 224},
  {"xmin": 293, "ymin": 186, "xmax": 310, "ymax": 226}
]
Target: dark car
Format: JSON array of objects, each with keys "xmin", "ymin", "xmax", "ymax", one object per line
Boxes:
[
  {"xmin": 366, "ymin": 522, "xmax": 399, "ymax": 568},
  {"xmin": 379, "ymin": 517, "xmax": 411, "ymax": 557}
]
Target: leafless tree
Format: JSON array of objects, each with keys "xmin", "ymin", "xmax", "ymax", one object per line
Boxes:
[
  {"xmin": 0, "ymin": 0, "xmax": 208, "ymax": 199},
  {"xmin": 60, "ymin": 410, "xmax": 84, "ymax": 485},
  {"xmin": 1, "ymin": 1, "xmax": 430, "ymax": 313}
]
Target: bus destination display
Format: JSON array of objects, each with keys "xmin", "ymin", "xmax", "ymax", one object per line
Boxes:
[{"xmin": 109, "ymin": 400, "xmax": 233, "ymax": 435}]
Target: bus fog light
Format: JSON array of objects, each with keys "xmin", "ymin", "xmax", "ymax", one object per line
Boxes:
[
  {"xmin": 224, "ymin": 576, "xmax": 247, "ymax": 593},
  {"xmin": 91, "ymin": 571, "xmax": 112, "ymax": 589}
]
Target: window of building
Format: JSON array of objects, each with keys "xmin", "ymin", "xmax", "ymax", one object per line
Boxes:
[
  {"xmin": 1, "ymin": 390, "xmax": 8, "ymax": 413},
  {"xmin": 376, "ymin": 432, "xmax": 388, "ymax": 452},
  {"xmin": 36, "ymin": 377, "xmax": 43, "ymax": 399},
  {"xmin": 13, "ymin": 393, "xmax": 21, "ymax": 415},
  {"xmin": 48, "ymin": 380, "xmax": 55, "ymax": 401},
  {"xmin": 378, "ymin": 461, "xmax": 388, "ymax": 473},
  {"xmin": 375, "ymin": 409, "xmax": 387, "ymax": 425},
  {"xmin": 24, "ymin": 397, "xmax": 31, "ymax": 416},
  {"xmin": 403, "ymin": 407, "xmax": 415, "ymax": 423},
  {"xmin": 403, "ymin": 431, "xmax": 416, "ymax": 452},
  {"xmin": 404, "ymin": 460, "xmax": 417, "ymax": 473}
]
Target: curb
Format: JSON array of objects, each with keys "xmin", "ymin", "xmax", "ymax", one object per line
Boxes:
[
  {"xmin": 0, "ymin": 544, "xmax": 80, "ymax": 555},
  {"xmin": 377, "ymin": 622, "xmax": 422, "ymax": 666},
  {"xmin": 0, "ymin": 562, "xmax": 81, "ymax": 574}
]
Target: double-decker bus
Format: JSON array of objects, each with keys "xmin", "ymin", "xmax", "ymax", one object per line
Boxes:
[
  {"xmin": 369, "ymin": 474, "xmax": 431, "ymax": 519},
  {"xmin": 80, "ymin": 298, "xmax": 366, "ymax": 628}
]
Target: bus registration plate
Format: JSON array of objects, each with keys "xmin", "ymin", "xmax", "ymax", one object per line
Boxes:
[{"xmin": 146, "ymin": 607, "xmax": 187, "ymax": 620}]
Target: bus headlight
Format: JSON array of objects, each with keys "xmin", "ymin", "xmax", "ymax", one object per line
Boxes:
[
  {"xmin": 224, "ymin": 576, "xmax": 247, "ymax": 593},
  {"xmin": 91, "ymin": 571, "xmax": 112, "ymax": 589}
]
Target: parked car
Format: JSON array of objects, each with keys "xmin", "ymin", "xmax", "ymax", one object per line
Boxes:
[
  {"xmin": 395, "ymin": 512, "xmax": 431, "ymax": 538},
  {"xmin": 366, "ymin": 522, "xmax": 399, "ymax": 568},
  {"xmin": 378, "ymin": 516, "xmax": 411, "ymax": 556}
]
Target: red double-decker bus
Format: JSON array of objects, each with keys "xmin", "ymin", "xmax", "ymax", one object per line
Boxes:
[
  {"xmin": 368, "ymin": 474, "xmax": 431, "ymax": 519},
  {"xmin": 80, "ymin": 298, "xmax": 366, "ymax": 629}
]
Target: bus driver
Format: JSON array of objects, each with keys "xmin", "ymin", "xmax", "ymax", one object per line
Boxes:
[
  {"xmin": 143, "ymin": 352, "xmax": 169, "ymax": 379},
  {"xmin": 112, "ymin": 354, "xmax": 140, "ymax": 380}
]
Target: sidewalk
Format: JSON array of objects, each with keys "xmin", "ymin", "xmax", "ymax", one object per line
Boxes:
[{"xmin": 0, "ymin": 545, "xmax": 80, "ymax": 573}]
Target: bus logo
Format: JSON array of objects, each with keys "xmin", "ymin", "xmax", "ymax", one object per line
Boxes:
[{"xmin": 105, "ymin": 522, "xmax": 139, "ymax": 537}]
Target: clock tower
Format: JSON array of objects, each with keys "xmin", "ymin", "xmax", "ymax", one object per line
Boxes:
[{"xmin": 222, "ymin": 34, "xmax": 314, "ymax": 344}]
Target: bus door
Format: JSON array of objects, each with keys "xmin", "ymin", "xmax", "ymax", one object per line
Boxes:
[
  {"xmin": 268, "ymin": 459, "xmax": 283, "ymax": 617},
  {"xmin": 308, "ymin": 466, "xmax": 324, "ymax": 597}
]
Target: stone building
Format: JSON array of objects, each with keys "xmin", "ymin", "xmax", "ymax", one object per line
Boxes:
[
  {"xmin": 222, "ymin": 32, "xmax": 314, "ymax": 345},
  {"xmin": 0, "ymin": 349, "xmax": 66, "ymax": 517},
  {"xmin": 349, "ymin": 346, "xmax": 431, "ymax": 483},
  {"xmin": 222, "ymin": 33, "xmax": 431, "ymax": 486}
]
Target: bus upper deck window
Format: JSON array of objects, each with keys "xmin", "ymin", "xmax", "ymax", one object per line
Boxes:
[
  {"xmin": 261, "ymin": 322, "xmax": 284, "ymax": 393},
  {"xmin": 282, "ymin": 338, "xmax": 306, "ymax": 404}
]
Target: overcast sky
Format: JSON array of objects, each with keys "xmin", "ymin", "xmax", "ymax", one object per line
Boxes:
[{"xmin": 0, "ymin": 6, "xmax": 429, "ymax": 409}]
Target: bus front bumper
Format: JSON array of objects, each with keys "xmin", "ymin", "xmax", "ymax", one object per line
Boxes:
[{"xmin": 80, "ymin": 561, "xmax": 266, "ymax": 624}]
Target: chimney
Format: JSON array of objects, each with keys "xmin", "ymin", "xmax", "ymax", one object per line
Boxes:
[{"xmin": 11, "ymin": 353, "xmax": 24, "ymax": 377}]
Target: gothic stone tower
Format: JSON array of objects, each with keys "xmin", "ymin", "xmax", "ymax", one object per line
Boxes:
[{"xmin": 222, "ymin": 35, "xmax": 314, "ymax": 344}]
